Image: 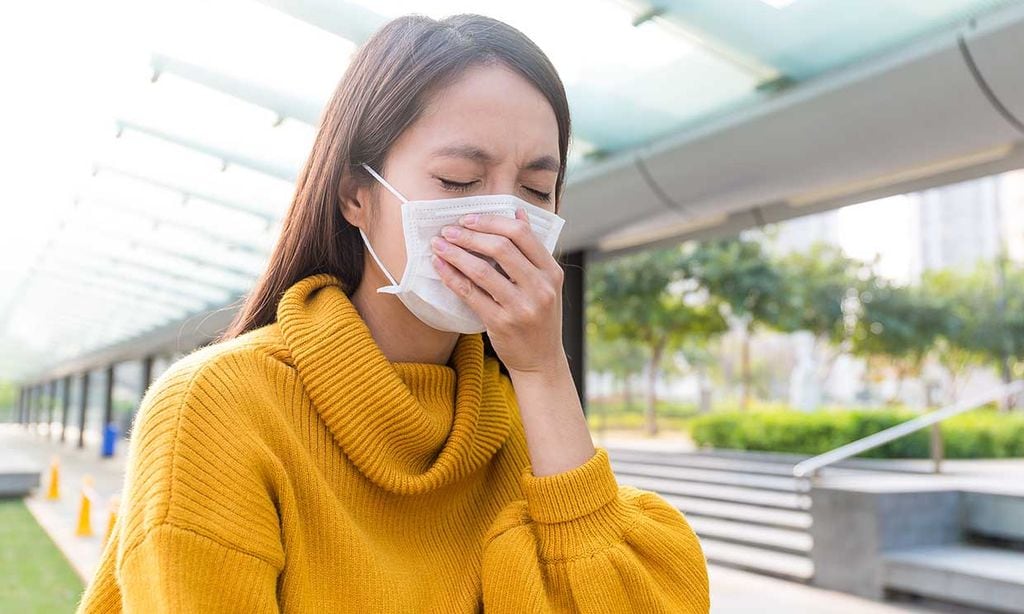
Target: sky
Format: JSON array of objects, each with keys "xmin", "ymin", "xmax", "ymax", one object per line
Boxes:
[{"xmin": 837, "ymin": 194, "xmax": 917, "ymax": 284}]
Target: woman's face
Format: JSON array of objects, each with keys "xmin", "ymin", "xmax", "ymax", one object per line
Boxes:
[{"xmin": 347, "ymin": 61, "xmax": 561, "ymax": 290}]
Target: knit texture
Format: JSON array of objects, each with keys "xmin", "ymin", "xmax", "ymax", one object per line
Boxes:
[{"xmin": 75, "ymin": 272, "xmax": 709, "ymax": 613}]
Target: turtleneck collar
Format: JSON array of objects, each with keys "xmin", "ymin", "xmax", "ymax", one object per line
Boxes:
[{"xmin": 275, "ymin": 273, "xmax": 512, "ymax": 495}]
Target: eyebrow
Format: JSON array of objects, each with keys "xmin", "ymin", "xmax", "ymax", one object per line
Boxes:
[{"xmin": 431, "ymin": 143, "xmax": 561, "ymax": 173}]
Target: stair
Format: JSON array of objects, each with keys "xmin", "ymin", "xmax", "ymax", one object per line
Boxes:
[
  {"xmin": 882, "ymin": 492, "xmax": 1024, "ymax": 613},
  {"xmin": 606, "ymin": 446, "xmax": 1024, "ymax": 613},
  {"xmin": 606, "ymin": 447, "xmax": 816, "ymax": 583},
  {"xmin": 883, "ymin": 543, "xmax": 1024, "ymax": 613}
]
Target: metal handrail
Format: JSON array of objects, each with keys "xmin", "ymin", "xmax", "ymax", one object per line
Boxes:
[{"xmin": 792, "ymin": 380, "xmax": 1024, "ymax": 480}]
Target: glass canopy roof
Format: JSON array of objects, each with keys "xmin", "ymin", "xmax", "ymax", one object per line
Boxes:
[{"xmin": 0, "ymin": 0, "xmax": 1016, "ymax": 380}]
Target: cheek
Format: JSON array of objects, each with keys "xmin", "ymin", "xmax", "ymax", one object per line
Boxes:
[{"xmin": 368, "ymin": 205, "xmax": 408, "ymax": 277}]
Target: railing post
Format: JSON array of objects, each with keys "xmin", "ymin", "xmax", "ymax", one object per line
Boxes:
[{"xmin": 930, "ymin": 422, "xmax": 943, "ymax": 474}]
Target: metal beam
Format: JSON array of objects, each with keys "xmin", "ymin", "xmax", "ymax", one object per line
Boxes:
[
  {"xmin": 30, "ymin": 267, "xmax": 207, "ymax": 312},
  {"xmin": 152, "ymin": 53, "xmax": 323, "ymax": 126},
  {"xmin": 255, "ymin": 0, "xmax": 387, "ymax": 47},
  {"xmin": 77, "ymin": 196, "xmax": 272, "ymax": 258},
  {"xmin": 44, "ymin": 240, "xmax": 254, "ymax": 294},
  {"xmin": 36, "ymin": 253, "xmax": 236, "ymax": 302},
  {"xmin": 117, "ymin": 119, "xmax": 299, "ymax": 181},
  {"xmin": 95, "ymin": 165, "xmax": 279, "ymax": 222}
]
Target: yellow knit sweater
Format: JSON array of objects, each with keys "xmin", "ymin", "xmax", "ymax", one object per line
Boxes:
[{"xmin": 75, "ymin": 273, "xmax": 709, "ymax": 613}]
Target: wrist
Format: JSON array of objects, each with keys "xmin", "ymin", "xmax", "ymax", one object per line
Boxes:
[{"xmin": 507, "ymin": 352, "xmax": 570, "ymax": 383}]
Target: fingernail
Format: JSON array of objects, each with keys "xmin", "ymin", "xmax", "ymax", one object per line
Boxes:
[
  {"xmin": 460, "ymin": 214, "xmax": 478, "ymax": 226},
  {"xmin": 431, "ymin": 236, "xmax": 447, "ymax": 251},
  {"xmin": 441, "ymin": 226, "xmax": 460, "ymax": 239}
]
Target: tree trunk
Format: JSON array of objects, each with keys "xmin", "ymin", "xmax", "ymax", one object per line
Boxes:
[
  {"xmin": 889, "ymin": 365, "xmax": 906, "ymax": 406},
  {"xmin": 645, "ymin": 342, "xmax": 663, "ymax": 437},
  {"xmin": 740, "ymin": 324, "xmax": 752, "ymax": 411},
  {"xmin": 623, "ymin": 375, "xmax": 634, "ymax": 412},
  {"xmin": 1000, "ymin": 359, "xmax": 1014, "ymax": 413},
  {"xmin": 698, "ymin": 367, "xmax": 713, "ymax": 414}
]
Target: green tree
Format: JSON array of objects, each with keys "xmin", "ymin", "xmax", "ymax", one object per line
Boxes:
[
  {"xmin": 920, "ymin": 268, "xmax": 990, "ymax": 401},
  {"xmin": 922, "ymin": 262, "xmax": 1024, "ymax": 408},
  {"xmin": 684, "ymin": 237, "xmax": 788, "ymax": 410},
  {"xmin": 774, "ymin": 243, "xmax": 866, "ymax": 390},
  {"xmin": 852, "ymin": 276, "xmax": 954, "ymax": 404},
  {"xmin": 585, "ymin": 333, "xmax": 647, "ymax": 432},
  {"xmin": 588, "ymin": 247, "xmax": 727, "ymax": 436}
]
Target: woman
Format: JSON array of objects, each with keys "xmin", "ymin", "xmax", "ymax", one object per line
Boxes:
[{"xmin": 76, "ymin": 13, "xmax": 709, "ymax": 613}]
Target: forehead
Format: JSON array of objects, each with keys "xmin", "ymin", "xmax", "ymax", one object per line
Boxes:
[{"xmin": 398, "ymin": 62, "xmax": 560, "ymax": 165}]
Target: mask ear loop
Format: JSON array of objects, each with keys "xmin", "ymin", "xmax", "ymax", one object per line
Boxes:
[
  {"xmin": 358, "ymin": 163, "xmax": 409, "ymax": 294},
  {"xmin": 361, "ymin": 163, "xmax": 409, "ymax": 204}
]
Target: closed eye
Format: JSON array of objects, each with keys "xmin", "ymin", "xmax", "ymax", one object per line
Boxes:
[
  {"xmin": 440, "ymin": 177, "xmax": 552, "ymax": 203},
  {"xmin": 526, "ymin": 187, "xmax": 552, "ymax": 203},
  {"xmin": 439, "ymin": 178, "xmax": 476, "ymax": 192}
]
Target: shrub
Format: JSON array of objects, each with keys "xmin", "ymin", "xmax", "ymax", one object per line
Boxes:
[{"xmin": 688, "ymin": 407, "xmax": 1024, "ymax": 459}]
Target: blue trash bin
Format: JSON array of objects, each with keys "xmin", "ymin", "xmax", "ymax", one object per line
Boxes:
[{"xmin": 102, "ymin": 422, "xmax": 118, "ymax": 457}]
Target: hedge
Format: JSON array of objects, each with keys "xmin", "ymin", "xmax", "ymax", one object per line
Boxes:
[{"xmin": 688, "ymin": 407, "xmax": 1024, "ymax": 459}]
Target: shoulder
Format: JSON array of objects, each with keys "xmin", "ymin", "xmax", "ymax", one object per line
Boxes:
[
  {"xmin": 135, "ymin": 322, "xmax": 291, "ymax": 432},
  {"xmin": 119, "ymin": 323, "xmax": 287, "ymax": 566}
]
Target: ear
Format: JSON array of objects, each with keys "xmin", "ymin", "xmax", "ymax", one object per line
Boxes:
[{"xmin": 338, "ymin": 165, "xmax": 370, "ymax": 229}]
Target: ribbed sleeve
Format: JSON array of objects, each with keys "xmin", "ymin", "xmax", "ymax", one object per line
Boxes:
[
  {"xmin": 117, "ymin": 523, "xmax": 281, "ymax": 613},
  {"xmin": 76, "ymin": 350, "xmax": 285, "ymax": 613},
  {"xmin": 481, "ymin": 447, "xmax": 710, "ymax": 613}
]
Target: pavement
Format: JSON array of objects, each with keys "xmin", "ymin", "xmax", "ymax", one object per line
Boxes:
[
  {"xmin": 2, "ymin": 423, "xmax": 939, "ymax": 612},
  {"xmin": 2, "ymin": 423, "xmax": 128, "ymax": 583}
]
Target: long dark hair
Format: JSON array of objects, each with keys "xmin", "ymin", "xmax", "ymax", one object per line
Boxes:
[{"xmin": 216, "ymin": 13, "xmax": 572, "ymax": 372}]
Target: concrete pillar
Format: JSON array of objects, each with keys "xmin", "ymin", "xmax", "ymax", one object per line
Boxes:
[
  {"xmin": 78, "ymin": 371, "xmax": 90, "ymax": 449},
  {"xmin": 559, "ymin": 249, "xmax": 587, "ymax": 411},
  {"xmin": 130, "ymin": 354, "xmax": 154, "ymax": 439},
  {"xmin": 31, "ymin": 384, "xmax": 40, "ymax": 432},
  {"xmin": 46, "ymin": 380, "xmax": 56, "ymax": 438},
  {"xmin": 22, "ymin": 386, "xmax": 31, "ymax": 428},
  {"xmin": 16, "ymin": 386, "xmax": 25, "ymax": 424},
  {"xmin": 810, "ymin": 483, "xmax": 961, "ymax": 599},
  {"xmin": 101, "ymin": 364, "xmax": 115, "ymax": 457},
  {"xmin": 60, "ymin": 375, "xmax": 72, "ymax": 443}
]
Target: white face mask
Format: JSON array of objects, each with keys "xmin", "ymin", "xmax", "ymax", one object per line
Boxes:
[{"xmin": 358, "ymin": 163, "xmax": 566, "ymax": 334}]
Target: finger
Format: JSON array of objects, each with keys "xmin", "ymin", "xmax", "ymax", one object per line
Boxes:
[
  {"xmin": 458, "ymin": 208, "xmax": 553, "ymax": 274},
  {"xmin": 430, "ymin": 252, "xmax": 501, "ymax": 324},
  {"xmin": 439, "ymin": 223, "xmax": 535, "ymax": 285},
  {"xmin": 431, "ymin": 236, "xmax": 519, "ymax": 307}
]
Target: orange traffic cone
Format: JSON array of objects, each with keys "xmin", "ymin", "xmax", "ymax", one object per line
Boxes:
[
  {"xmin": 103, "ymin": 494, "xmax": 120, "ymax": 547},
  {"xmin": 75, "ymin": 474, "xmax": 96, "ymax": 537},
  {"xmin": 46, "ymin": 454, "xmax": 60, "ymax": 500}
]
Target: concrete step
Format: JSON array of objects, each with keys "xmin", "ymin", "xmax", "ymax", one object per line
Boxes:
[
  {"xmin": 0, "ymin": 449, "xmax": 42, "ymax": 497},
  {"xmin": 964, "ymin": 492, "xmax": 1024, "ymax": 543},
  {"xmin": 699, "ymin": 537, "xmax": 814, "ymax": 583},
  {"xmin": 611, "ymin": 459, "xmax": 800, "ymax": 493},
  {"xmin": 607, "ymin": 448, "xmax": 802, "ymax": 477},
  {"xmin": 687, "ymin": 515, "xmax": 812, "ymax": 556},
  {"xmin": 883, "ymin": 543, "xmax": 1024, "ymax": 613},
  {"xmin": 616, "ymin": 474, "xmax": 810, "ymax": 511},
  {"xmin": 662, "ymin": 492, "xmax": 812, "ymax": 531},
  {"xmin": 693, "ymin": 448, "xmax": 940, "ymax": 475}
]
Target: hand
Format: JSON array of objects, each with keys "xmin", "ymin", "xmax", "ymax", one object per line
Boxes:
[{"xmin": 429, "ymin": 207, "xmax": 565, "ymax": 376}]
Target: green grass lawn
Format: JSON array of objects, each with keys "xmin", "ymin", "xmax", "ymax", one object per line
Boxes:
[
  {"xmin": 0, "ymin": 497, "xmax": 84, "ymax": 612},
  {"xmin": 586, "ymin": 398, "xmax": 701, "ymax": 433}
]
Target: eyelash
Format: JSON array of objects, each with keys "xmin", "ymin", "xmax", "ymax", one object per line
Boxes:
[{"xmin": 439, "ymin": 178, "xmax": 552, "ymax": 203}]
